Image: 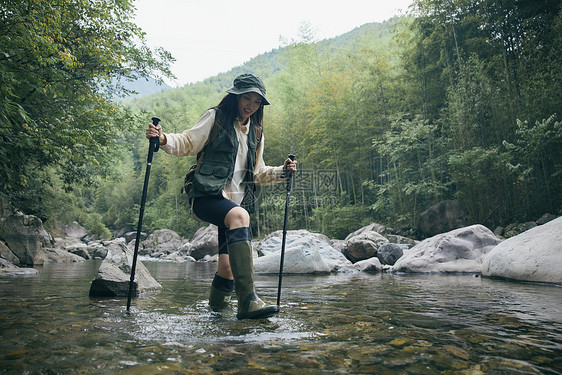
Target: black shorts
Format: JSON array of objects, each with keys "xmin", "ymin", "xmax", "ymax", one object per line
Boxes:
[{"xmin": 192, "ymin": 196, "xmax": 239, "ymax": 255}]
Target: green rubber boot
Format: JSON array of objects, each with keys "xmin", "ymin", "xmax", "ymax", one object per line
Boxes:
[
  {"xmin": 226, "ymin": 227, "xmax": 279, "ymax": 320},
  {"xmin": 209, "ymin": 272, "xmax": 234, "ymax": 311}
]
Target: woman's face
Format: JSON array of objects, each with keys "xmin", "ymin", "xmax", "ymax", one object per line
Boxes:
[{"xmin": 237, "ymin": 92, "xmax": 263, "ymax": 124}]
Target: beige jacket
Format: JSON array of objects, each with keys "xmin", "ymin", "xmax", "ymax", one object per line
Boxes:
[{"xmin": 160, "ymin": 109, "xmax": 285, "ymax": 204}]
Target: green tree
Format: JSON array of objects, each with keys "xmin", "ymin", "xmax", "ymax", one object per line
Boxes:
[
  {"xmin": 503, "ymin": 116, "xmax": 562, "ymax": 219},
  {"xmin": 0, "ymin": 0, "xmax": 173, "ymax": 218},
  {"xmin": 372, "ymin": 114, "xmax": 447, "ymax": 229},
  {"xmin": 395, "ymin": 0, "xmax": 561, "ymax": 229},
  {"xmin": 448, "ymin": 147, "xmax": 517, "ymax": 225}
]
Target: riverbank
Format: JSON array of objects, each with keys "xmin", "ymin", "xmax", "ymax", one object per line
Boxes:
[{"xmin": 1, "ymin": 201, "xmax": 560, "ymax": 285}]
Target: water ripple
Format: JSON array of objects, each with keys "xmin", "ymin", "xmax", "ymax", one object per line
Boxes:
[{"xmin": 0, "ymin": 261, "xmax": 560, "ymax": 374}]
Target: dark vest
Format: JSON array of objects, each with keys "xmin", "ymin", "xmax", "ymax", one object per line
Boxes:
[{"xmin": 190, "ymin": 109, "xmax": 259, "ymax": 212}]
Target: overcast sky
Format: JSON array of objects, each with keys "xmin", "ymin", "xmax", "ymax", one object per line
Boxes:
[{"xmin": 133, "ymin": 0, "xmax": 413, "ymax": 87}]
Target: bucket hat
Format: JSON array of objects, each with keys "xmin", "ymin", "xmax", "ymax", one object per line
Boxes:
[{"xmin": 226, "ymin": 73, "xmax": 270, "ymax": 105}]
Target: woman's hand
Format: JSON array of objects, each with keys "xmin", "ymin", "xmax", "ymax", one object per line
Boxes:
[
  {"xmin": 145, "ymin": 123, "xmax": 167, "ymax": 145},
  {"xmin": 283, "ymin": 157, "xmax": 297, "ymax": 173}
]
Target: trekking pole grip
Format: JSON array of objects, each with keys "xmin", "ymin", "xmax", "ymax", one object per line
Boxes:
[
  {"xmin": 281, "ymin": 154, "xmax": 296, "ymax": 179},
  {"xmin": 151, "ymin": 117, "xmax": 161, "ymax": 152}
]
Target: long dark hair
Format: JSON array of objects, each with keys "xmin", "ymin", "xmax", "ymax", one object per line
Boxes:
[{"xmin": 213, "ymin": 93, "xmax": 264, "ymax": 129}]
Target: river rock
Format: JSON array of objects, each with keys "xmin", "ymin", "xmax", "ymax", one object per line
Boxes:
[
  {"xmin": 0, "ymin": 211, "xmax": 51, "ymax": 265},
  {"xmin": 354, "ymin": 257, "xmax": 383, "ymax": 273},
  {"xmin": 140, "ymin": 229, "xmax": 185, "ymax": 258},
  {"xmin": 188, "ymin": 225, "xmax": 217, "ymax": 260},
  {"xmin": 65, "ymin": 243, "xmax": 91, "ymax": 259},
  {"xmin": 390, "ymin": 224, "xmax": 502, "ymax": 273},
  {"xmin": 344, "ymin": 223, "xmax": 386, "ymax": 241},
  {"xmin": 418, "ymin": 200, "xmax": 470, "ymax": 238},
  {"xmin": 256, "ymin": 229, "xmax": 332, "ymax": 256},
  {"xmin": 0, "ymin": 257, "xmax": 38, "ymax": 276},
  {"xmin": 330, "ymin": 239, "xmax": 346, "ymax": 253},
  {"xmin": 377, "ymin": 243, "xmax": 404, "ymax": 265},
  {"xmin": 502, "ymin": 221, "xmax": 538, "ymax": 238},
  {"xmin": 92, "ymin": 245, "xmax": 108, "ymax": 259},
  {"xmin": 482, "ymin": 216, "xmax": 562, "ymax": 284},
  {"xmin": 536, "ymin": 213, "xmax": 556, "ymax": 225},
  {"xmin": 0, "ymin": 197, "xmax": 14, "ymax": 221},
  {"xmin": 0, "ymin": 240, "xmax": 19, "ymax": 265},
  {"xmin": 43, "ymin": 248, "xmax": 86, "ymax": 263},
  {"xmin": 385, "ymin": 234, "xmax": 418, "ymax": 247},
  {"xmin": 344, "ymin": 231, "xmax": 389, "ymax": 263},
  {"xmin": 255, "ymin": 246, "xmax": 331, "ymax": 274},
  {"xmin": 62, "ymin": 221, "xmax": 87, "ymax": 239},
  {"xmin": 89, "ymin": 240, "xmax": 161, "ymax": 297},
  {"xmin": 161, "ymin": 251, "xmax": 196, "ymax": 262},
  {"xmin": 254, "ymin": 231, "xmax": 353, "ymax": 274},
  {"xmin": 124, "ymin": 231, "xmax": 147, "ymax": 243},
  {"xmin": 52, "ymin": 236, "xmax": 83, "ymax": 249}
]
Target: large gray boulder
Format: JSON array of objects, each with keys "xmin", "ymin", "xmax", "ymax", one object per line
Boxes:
[
  {"xmin": 140, "ymin": 229, "xmax": 186, "ymax": 257},
  {"xmin": 0, "ymin": 212, "xmax": 51, "ymax": 265},
  {"xmin": 254, "ymin": 230, "xmax": 353, "ymax": 274},
  {"xmin": 255, "ymin": 246, "xmax": 332, "ymax": 274},
  {"xmin": 0, "ymin": 257, "xmax": 38, "ymax": 276},
  {"xmin": 124, "ymin": 231, "xmax": 147, "ymax": 243},
  {"xmin": 385, "ymin": 234, "xmax": 418, "ymax": 247},
  {"xmin": 89, "ymin": 241, "xmax": 161, "ymax": 297},
  {"xmin": 418, "ymin": 200, "xmax": 470, "ymax": 238},
  {"xmin": 377, "ymin": 243, "xmax": 405, "ymax": 266},
  {"xmin": 62, "ymin": 221, "xmax": 87, "ymax": 239},
  {"xmin": 0, "ymin": 240, "xmax": 19, "ymax": 265},
  {"xmin": 344, "ymin": 223, "xmax": 386, "ymax": 241},
  {"xmin": 256, "ymin": 229, "xmax": 332, "ymax": 256},
  {"xmin": 390, "ymin": 224, "xmax": 502, "ymax": 273},
  {"xmin": 43, "ymin": 248, "xmax": 86, "ymax": 263},
  {"xmin": 354, "ymin": 257, "xmax": 383, "ymax": 273},
  {"xmin": 188, "ymin": 225, "xmax": 217, "ymax": 260},
  {"xmin": 536, "ymin": 213, "xmax": 556, "ymax": 225},
  {"xmin": 482, "ymin": 216, "xmax": 562, "ymax": 284},
  {"xmin": 65, "ymin": 243, "xmax": 91, "ymax": 259},
  {"xmin": 344, "ymin": 231, "xmax": 389, "ymax": 263}
]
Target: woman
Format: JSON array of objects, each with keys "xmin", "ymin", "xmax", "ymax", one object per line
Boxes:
[{"xmin": 145, "ymin": 73, "xmax": 297, "ymax": 320}]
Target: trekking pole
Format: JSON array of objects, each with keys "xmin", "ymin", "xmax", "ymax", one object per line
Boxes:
[
  {"xmin": 277, "ymin": 154, "xmax": 296, "ymax": 307},
  {"xmin": 127, "ymin": 117, "xmax": 160, "ymax": 312}
]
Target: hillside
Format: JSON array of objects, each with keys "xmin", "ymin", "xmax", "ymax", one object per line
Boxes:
[{"xmin": 126, "ymin": 17, "xmax": 403, "ymax": 110}]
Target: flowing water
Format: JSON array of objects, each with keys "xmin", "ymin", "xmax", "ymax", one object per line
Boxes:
[{"xmin": 0, "ymin": 260, "xmax": 561, "ymax": 374}]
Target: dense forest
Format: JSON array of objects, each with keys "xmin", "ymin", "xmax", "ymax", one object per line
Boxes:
[{"xmin": 1, "ymin": 0, "xmax": 560, "ymax": 241}]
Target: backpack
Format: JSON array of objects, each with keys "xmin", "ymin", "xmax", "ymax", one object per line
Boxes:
[{"xmin": 181, "ymin": 111, "xmax": 262, "ymax": 198}]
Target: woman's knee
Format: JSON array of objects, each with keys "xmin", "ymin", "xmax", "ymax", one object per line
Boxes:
[{"xmin": 224, "ymin": 206, "xmax": 250, "ymax": 228}]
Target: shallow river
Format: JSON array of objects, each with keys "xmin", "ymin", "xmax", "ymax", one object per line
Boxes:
[{"xmin": 0, "ymin": 260, "xmax": 561, "ymax": 374}]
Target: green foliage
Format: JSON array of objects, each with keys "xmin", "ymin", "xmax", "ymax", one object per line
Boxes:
[
  {"xmin": 372, "ymin": 114, "xmax": 448, "ymax": 227},
  {"xmin": 312, "ymin": 204, "xmax": 371, "ymax": 240},
  {"xmin": 503, "ymin": 116, "xmax": 562, "ymax": 218},
  {"xmin": 81, "ymin": 212, "xmax": 112, "ymax": 240},
  {"xmin": 448, "ymin": 147, "xmax": 517, "ymax": 224},
  {"xmin": 391, "ymin": 0, "xmax": 562, "ymax": 228},
  {"xmin": 0, "ymin": 0, "xmax": 173, "ymax": 216}
]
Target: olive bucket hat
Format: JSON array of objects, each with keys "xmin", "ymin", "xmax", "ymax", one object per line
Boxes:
[{"xmin": 226, "ymin": 73, "xmax": 270, "ymax": 105}]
